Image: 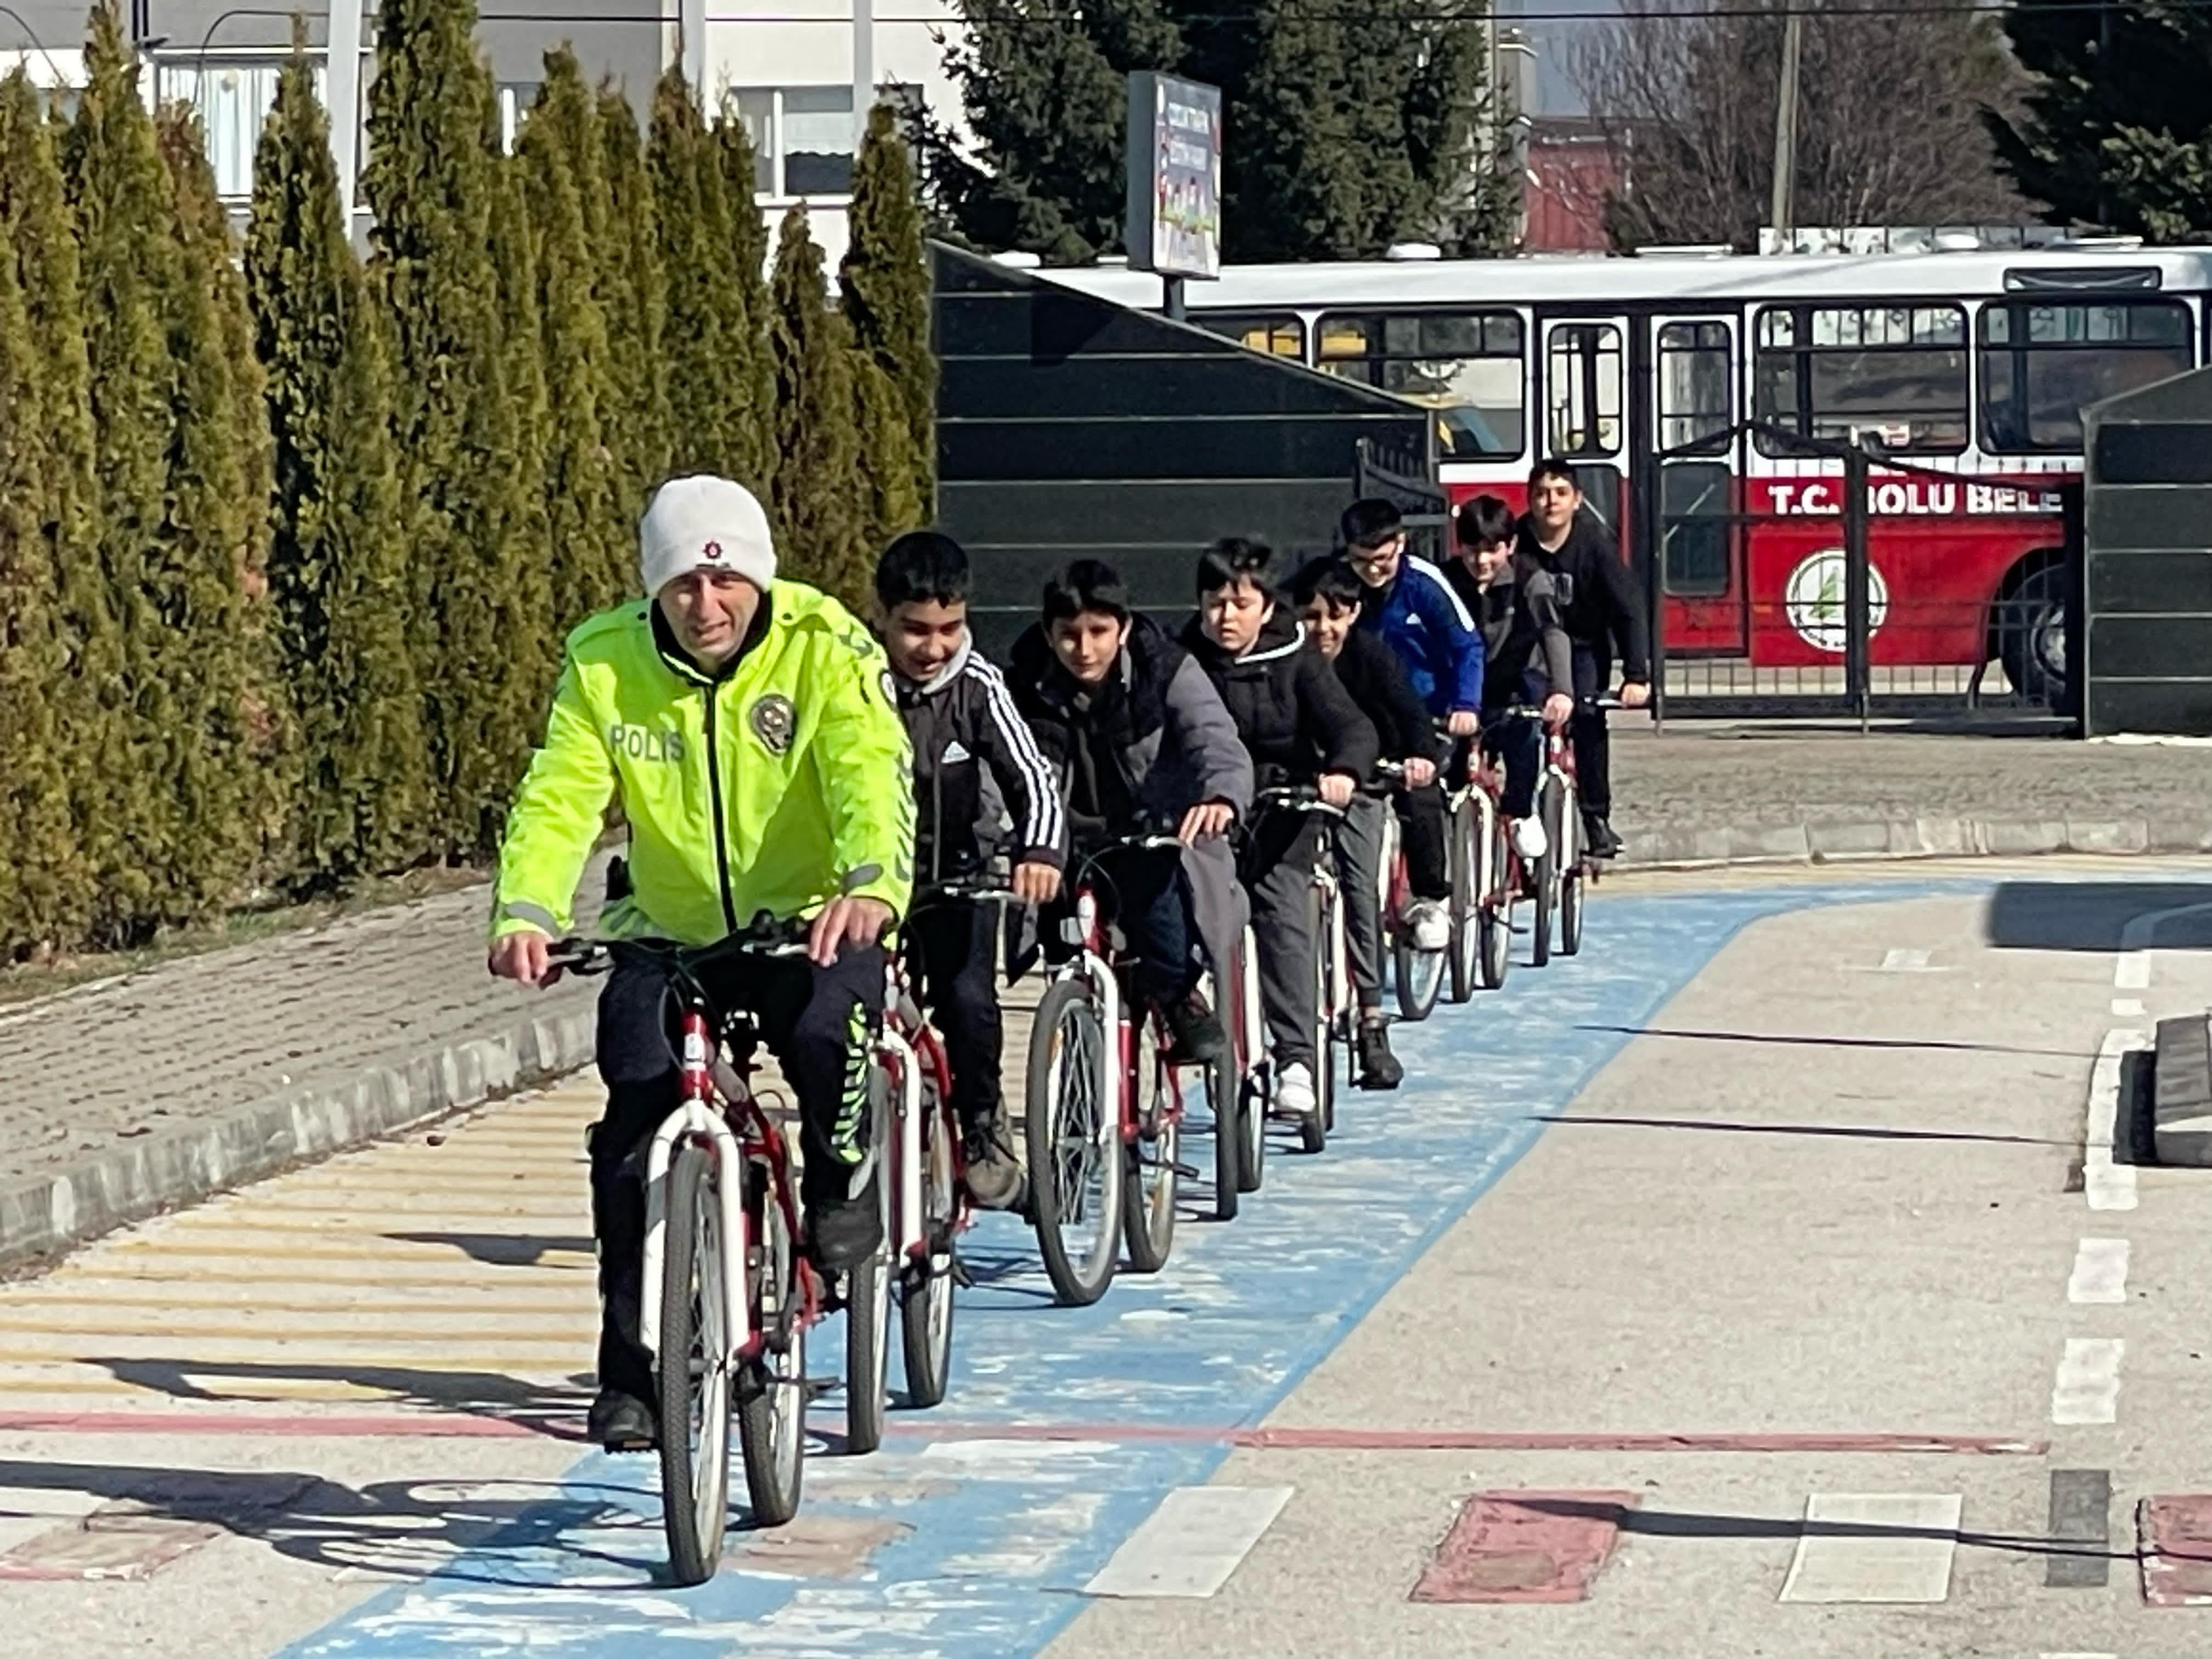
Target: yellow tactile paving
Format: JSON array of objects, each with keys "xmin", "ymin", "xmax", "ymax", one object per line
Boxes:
[{"xmin": 0, "ymin": 1078, "xmax": 607, "ymax": 1417}]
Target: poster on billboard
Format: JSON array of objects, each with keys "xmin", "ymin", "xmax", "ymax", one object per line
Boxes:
[{"xmin": 1124, "ymin": 71, "xmax": 1222, "ymax": 281}]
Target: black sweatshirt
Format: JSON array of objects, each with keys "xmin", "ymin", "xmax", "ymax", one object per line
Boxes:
[{"xmin": 1514, "ymin": 512, "xmax": 1652, "ymax": 683}]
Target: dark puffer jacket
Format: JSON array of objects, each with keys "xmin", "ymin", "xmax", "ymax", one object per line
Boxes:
[{"xmin": 1180, "ymin": 610, "xmax": 1379, "ymax": 794}]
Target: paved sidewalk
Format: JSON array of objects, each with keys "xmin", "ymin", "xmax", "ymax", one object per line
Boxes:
[{"xmin": 3, "ymin": 727, "xmax": 2209, "ymax": 1266}]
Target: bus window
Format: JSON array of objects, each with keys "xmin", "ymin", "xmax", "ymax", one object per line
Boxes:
[
  {"xmin": 1194, "ymin": 312, "xmax": 1306, "ymax": 360},
  {"xmin": 1545, "ymin": 323, "xmax": 1623, "ymax": 457},
  {"xmin": 1752, "ymin": 303, "xmax": 1968, "ymax": 455},
  {"xmin": 1658, "ymin": 321, "xmax": 1731, "ymax": 453},
  {"xmin": 1317, "ymin": 309, "xmax": 1525, "ymax": 460},
  {"xmin": 1978, "ymin": 300, "xmax": 2192, "ymax": 453}
]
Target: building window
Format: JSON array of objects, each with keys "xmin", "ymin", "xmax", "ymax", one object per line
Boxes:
[
  {"xmin": 1316, "ymin": 308, "xmax": 1525, "ymax": 460},
  {"xmin": 159, "ymin": 60, "xmax": 324, "ymax": 201},
  {"xmin": 1978, "ymin": 299, "xmax": 2193, "ymax": 454},
  {"xmin": 1752, "ymin": 303, "xmax": 1970, "ymax": 455},
  {"xmin": 1544, "ymin": 321, "xmax": 1622, "ymax": 457},
  {"xmin": 1194, "ymin": 311, "xmax": 1305, "ymax": 358},
  {"xmin": 733, "ymin": 86, "xmax": 856, "ymax": 198},
  {"xmin": 495, "ymin": 82, "xmax": 540, "ymax": 156}
]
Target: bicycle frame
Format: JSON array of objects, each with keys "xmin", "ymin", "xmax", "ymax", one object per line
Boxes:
[
  {"xmin": 877, "ymin": 956, "xmax": 955, "ymax": 1266},
  {"xmin": 1058, "ymin": 888, "xmax": 1129, "ymax": 1140}
]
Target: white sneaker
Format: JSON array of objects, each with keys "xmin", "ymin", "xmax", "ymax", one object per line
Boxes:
[
  {"xmin": 1405, "ymin": 899, "xmax": 1449, "ymax": 953},
  {"xmin": 1274, "ymin": 1061, "xmax": 1316, "ymax": 1120},
  {"xmin": 1512, "ymin": 815, "xmax": 1549, "ymax": 863}
]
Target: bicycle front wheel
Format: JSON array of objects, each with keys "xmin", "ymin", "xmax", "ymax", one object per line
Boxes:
[
  {"xmin": 1480, "ymin": 809, "xmax": 1513, "ymax": 990},
  {"xmin": 1120, "ymin": 1018, "xmax": 1179, "ymax": 1273},
  {"xmin": 899, "ymin": 1072, "xmax": 957, "ymax": 1409},
  {"xmin": 736, "ymin": 1167, "xmax": 805, "ymax": 1527},
  {"xmin": 658, "ymin": 1140, "xmax": 732, "ymax": 1584},
  {"xmin": 1300, "ymin": 884, "xmax": 1330, "ymax": 1155},
  {"xmin": 1533, "ymin": 781, "xmax": 1561, "ymax": 968},
  {"xmin": 1558, "ymin": 788, "xmax": 1585, "ymax": 957},
  {"xmin": 1447, "ymin": 799, "xmax": 1481, "ymax": 1003},
  {"xmin": 1205, "ymin": 963, "xmax": 1240, "ymax": 1221},
  {"xmin": 1024, "ymin": 977, "xmax": 1121, "ymax": 1306}
]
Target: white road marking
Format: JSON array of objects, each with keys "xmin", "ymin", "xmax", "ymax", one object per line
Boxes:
[
  {"xmin": 1876, "ymin": 947, "xmax": 1940, "ymax": 972},
  {"xmin": 2051, "ymin": 1338, "xmax": 2125, "ymax": 1425},
  {"xmin": 2112, "ymin": 998, "xmax": 2145, "ymax": 1018},
  {"xmin": 1083, "ymin": 1485, "xmax": 1293, "ymax": 1598},
  {"xmin": 1778, "ymin": 1493, "xmax": 1962, "ymax": 1603},
  {"xmin": 2041, "ymin": 1653, "xmax": 2118, "ymax": 1658},
  {"xmin": 2067, "ymin": 1239, "xmax": 2131, "ymax": 1305},
  {"xmin": 2085, "ymin": 1029, "xmax": 2145, "ymax": 1212},
  {"xmin": 2115, "ymin": 900, "xmax": 2212, "ymax": 990}
]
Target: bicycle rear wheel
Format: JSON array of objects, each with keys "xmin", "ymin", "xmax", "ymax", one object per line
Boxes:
[
  {"xmin": 1205, "ymin": 964, "xmax": 1240, "ymax": 1222},
  {"xmin": 899, "ymin": 1071, "xmax": 957, "ymax": 1409},
  {"xmin": 1120, "ymin": 1018, "xmax": 1179, "ymax": 1272},
  {"xmin": 1479, "ymin": 810, "xmax": 1512, "ymax": 990},
  {"xmin": 1235, "ymin": 929, "xmax": 1266, "ymax": 1194},
  {"xmin": 1533, "ymin": 780, "xmax": 1561, "ymax": 967},
  {"xmin": 1559, "ymin": 793, "xmax": 1585, "ymax": 957},
  {"xmin": 657, "ymin": 1140, "xmax": 731, "ymax": 1585},
  {"xmin": 736, "ymin": 1167, "xmax": 805, "ymax": 1528},
  {"xmin": 1300, "ymin": 884, "xmax": 1330, "ymax": 1154},
  {"xmin": 842, "ymin": 1079, "xmax": 892, "ymax": 1452},
  {"xmin": 1023, "ymin": 977, "xmax": 1120, "ymax": 1306}
]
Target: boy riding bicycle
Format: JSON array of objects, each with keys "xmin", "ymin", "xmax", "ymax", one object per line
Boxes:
[
  {"xmin": 1006, "ymin": 559, "xmax": 1252, "ymax": 1064},
  {"xmin": 1290, "ymin": 556, "xmax": 1443, "ymax": 1088},
  {"xmin": 1182, "ymin": 539, "xmax": 1378, "ymax": 1124},
  {"xmin": 487, "ymin": 475, "xmax": 913, "ymax": 1452},
  {"xmin": 874, "ymin": 531, "xmax": 1067, "ymax": 1211}
]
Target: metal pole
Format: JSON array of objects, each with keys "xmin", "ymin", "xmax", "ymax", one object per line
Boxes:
[
  {"xmin": 1164, "ymin": 275, "xmax": 1186, "ymax": 323},
  {"xmin": 681, "ymin": 0, "xmax": 706, "ymax": 104},
  {"xmin": 1843, "ymin": 447, "xmax": 1870, "ymax": 731},
  {"xmin": 1768, "ymin": 4, "xmax": 1803, "ymax": 245},
  {"xmin": 326, "ymin": 0, "xmax": 363, "ymax": 232},
  {"xmin": 851, "ymin": 0, "xmax": 872, "ymax": 145}
]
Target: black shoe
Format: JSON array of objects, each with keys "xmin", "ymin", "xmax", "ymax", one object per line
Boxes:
[
  {"xmin": 1355, "ymin": 1019, "xmax": 1403, "ymax": 1090},
  {"xmin": 1159, "ymin": 990, "xmax": 1227, "ymax": 1065},
  {"xmin": 960, "ymin": 1116, "xmax": 1025, "ymax": 1211},
  {"xmin": 1583, "ymin": 813, "xmax": 1623, "ymax": 860},
  {"xmin": 588, "ymin": 1387, "xmax": 657, "ymax": 1452},
  {"xmin": 808, "ymin": 1165, "xmax": 884, "ymax": 1274}
]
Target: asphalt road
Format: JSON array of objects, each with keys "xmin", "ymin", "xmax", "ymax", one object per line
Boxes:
[{"xmin": 4, "ymin": 856, "xmax": 2211, "ymax": 1658}]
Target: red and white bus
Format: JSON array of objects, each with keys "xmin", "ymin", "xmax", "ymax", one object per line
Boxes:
[{"xmin": 1043, "ymin": 243, "xmax": 2212, "ymax": 702}]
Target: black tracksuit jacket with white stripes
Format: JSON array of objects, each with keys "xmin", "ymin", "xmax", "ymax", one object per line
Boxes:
[{"xmin": 893, "ymin": 635, "xmax": 1068, "ymax": 885}]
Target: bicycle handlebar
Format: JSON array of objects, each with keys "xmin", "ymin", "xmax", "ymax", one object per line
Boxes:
[
  {"xmin": 545, "ymin": 914, "xmax": 815, "ymax": 978},
  {"xmin": 1251, "ymin": 786, "xmax": 1347, "ymax": 819}
]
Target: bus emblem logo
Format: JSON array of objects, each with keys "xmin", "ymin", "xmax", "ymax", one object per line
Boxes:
[{"xmin": 1783, "ymin": 549, "xmax": 1891, "ymax": 654}]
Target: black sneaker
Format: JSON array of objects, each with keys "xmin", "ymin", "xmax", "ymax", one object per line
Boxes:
[
  {"xmin": 808, "ymin": 1165, "xmax": 884, "ymax": 1273},
  {"xmin": 587, "ymin": 1387, "xmax": 657, "ymax": 1452},
  {"xmin": 1159, "ymin": 990, "xmax": 1227, "ymax": 1065},
  {"xmin": 1583, "ymin": 812, "xmax": 1623, "ymax": 860},
  {"xmin": 1355, "ymin": 1019, "xmax": 1403, "ymax": 1090},
  {"xmin": 960, "ymin": 1115, "xmax": 1024, "ymax": 1211}
]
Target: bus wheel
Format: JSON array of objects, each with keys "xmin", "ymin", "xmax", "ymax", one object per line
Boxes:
[{"xmin": 1994, "ymin": 555, "xmax": 2066, "ymax": 707}]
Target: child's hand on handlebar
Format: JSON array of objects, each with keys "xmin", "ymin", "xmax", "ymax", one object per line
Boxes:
[
  {"xmin": 1542, "ymin": 691, "xmax": 1575, "ymax": 729},
  {"xmin": 1444, "ymin": 709, "xmax": 1479, "ymax": 738},
  {"xmin": 488, "ymin": 930, "xmax": 554, "ymax": 988},
  {"xmin": 1178, "ymin": 801, "xmax": 1236, "ymax": 844},
  {"xmin": 1011, "ymin": 860, "xmax": 1063, "ymax": 906},
  {"xmin": 1318, "ymin": 772, "xmax": 1357, "ymax": 808},
  {"xmin": 1401, "ymin": 755, "xmax": 1436, "ymax": 789},
  {"xmin": 1618, "ymin": 681, "xmax": 1652, "ymax": 709},
  {"xmin": 808, "ymin": 895, "xmax": 895, "ymax": 967}
]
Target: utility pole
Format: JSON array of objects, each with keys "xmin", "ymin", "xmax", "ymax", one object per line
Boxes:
[
  {"xmin": 1768, "ymin": 4, "xmax": 1804, "ymax": 246},
  {"xmin": 852, "ymin": 0, "xmax": 873, "ymax": 148},
  {"xmin": 328, "ymin": 0, "xmax": 364, "ymax": 235}
]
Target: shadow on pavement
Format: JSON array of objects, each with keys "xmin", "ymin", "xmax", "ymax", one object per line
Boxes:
[
  {"xmin": 383, "ymin": 1232, "xmax": 595, "ymax": 1267},
  {"xmin": 1507, "ymin": 1493, "xmax": 2132, "ymax": 1565},
  {"xmin": 1535, "ymin": 1113, "xmax": 2073, "ymax": 1149},
  {"xmin": 84, "ymin": 1357, "xmax": 591, "ymax": 1440},
  {"xmin": 1983, "ymin": 882, "xmax": 2212, "ymax": 952},
  {"xmin": 1576, "ymin": 1023, "xmax": 2091, "ymax": 1060},
  {"xmin": 0, "ymin": 1457, "xmax": 666, "ymax": 1587}
]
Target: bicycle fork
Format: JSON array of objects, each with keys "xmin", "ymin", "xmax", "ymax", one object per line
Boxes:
[
  {"xmin": 639, "ymin": 1008, "xmax": 753, "ymax": 1367},
  {"xmin": 877, "ymin": 1024, "xmax": 926, "ymax": 1262}
]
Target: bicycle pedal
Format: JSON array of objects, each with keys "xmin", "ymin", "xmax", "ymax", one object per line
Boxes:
[
  {"xmin": 801, "ymin": 1376, "xmax": 842, "ymax": 1402},
  {"xmin": 1167, "ymin": 1160, "xmax": 1202, "ymax": 1181},
  {"xmin": 950, "ymin": 1249, "xmax": 974, "ymax": 1290}
]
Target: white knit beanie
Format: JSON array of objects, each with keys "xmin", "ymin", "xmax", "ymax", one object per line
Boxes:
[{"xmin": 639, "ymin": 475, "xmax": 776, "ymax": 598}]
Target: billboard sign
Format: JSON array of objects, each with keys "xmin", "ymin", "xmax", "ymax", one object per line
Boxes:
[{"xmin": 1124, "ymin": 72, "xmax": 1222, "ymax": 281}]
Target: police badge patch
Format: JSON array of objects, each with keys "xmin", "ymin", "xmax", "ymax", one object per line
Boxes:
[
  {"xmin": 878, "ymin": 667, "xmax": 896, "ymax": 707},
  {"xmin": 750, "ymin": 693, "xmax": 797, "ymax": 754}
]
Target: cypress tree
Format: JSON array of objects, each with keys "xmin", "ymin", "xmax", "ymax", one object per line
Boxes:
[
  {"xmin": 159, "ymin": 101, "xmax": 293, "ymax": 888},
  {"xmin": 769, "ymin": 207, "xmax": 863, "ymax": 606},
  {"xmin": 850, "ymin": 352, "xmax": 923, "ymax": 561},
  {"xmin": 839, "ymin": 102, "xmax": 936, "ymax": 516},
  {"xmin": 522, "ymin": 52, "xmax": 626, "ymax": 628},
  {"xmin": 0, "ymin": 70, "xmax": 100, "ymax": 952},
  {"xmin": 597, "ymin": 87, "xmax": 672, "ymax": 530},
  {"xmin": 650, "ymin": 67, "xmax": 764, "ymax": 490},
  {"xmin": 713, "ymin": 105, "xmax": 774, "ymax": 493},
  {"xmin": 364, "ymin": 0, "xmax": 545, "ymax": 855},
  {"xmin": 246, "ymin": 49, "xmax": 430, "ymax": 885},
  {"xmin": 488, "ymin": 145, "xmax": 555, "ymax": 690}
]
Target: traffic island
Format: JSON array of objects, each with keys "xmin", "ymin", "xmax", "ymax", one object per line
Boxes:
[{"xmin": 2151, "ymin": 1012, "xmax": 2212, "ymax": 1167}]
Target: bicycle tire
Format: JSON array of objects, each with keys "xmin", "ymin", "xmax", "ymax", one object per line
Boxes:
[
  {"xmin": 1300, "ymin": 883, "xmax": 1329, "ymax": 1155},
  {"xmin": 1558, "ymin": 785, "xmax": 1585, "ymax": 957},
  {"xmin": 736, "ymin": 1169, "xmax": 805, "ymax": 1528},
  {"xmin": 1446, "ymin": 798, "xmax": 1480, "ymax": 1003},
  {"xmin": 658, "ymin": 1140, "xmax": 731, "ymax": 1584},
  {"xmin": 899, "ymin": 1073, "xmax": 957, "ymax": 1409},
  {"xmin": 1205, "ymin": 963, "xmax": 1240, "ymax": 1222},
  {"xmin": 1393, "ymin": 932, "xmax": 1444, "ymax": 1023},
  {"xmin": 1235, "ymin": 928, "xmax": 1266, "ymax": 1194},
  {"xmin": 1533, "ymin": 780, "xmax": 1560, "ymax": 968},
  {"xmin": 1480, "ymin": 811, "xmax": 1512, "ymax": 990},
  {"xmin": 1120, "ymin": 1017, "xmax": 1178, "ymax": 1273},
  {"xmin": 1023, "ymin": 977, "xmax": 1120, "ymax": 1306}
]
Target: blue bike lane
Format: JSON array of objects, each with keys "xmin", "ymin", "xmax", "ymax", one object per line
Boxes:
[{"xmin": 284, "ymin": 880, "xmax": 1950, "ymax": 1658}]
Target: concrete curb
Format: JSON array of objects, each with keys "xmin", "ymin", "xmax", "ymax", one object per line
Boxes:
[
  {"xmin": 1618, "ymin": 816, "xmax": 2212, "ymax": 871},
  {"xmin": 0, "ymin": 1005, "xmax": 596, "ymax": 1271}
]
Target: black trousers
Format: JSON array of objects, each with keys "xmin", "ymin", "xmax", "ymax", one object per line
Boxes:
[
  {"xmin": 1240, "ymin": 808, "xmax": 1323, "ymax": 1069},
  {"xmin": 588, "ymin": 940, "xmax": 883, "ymax": 1402},
  {"xmin": 907, "ymin": 897, "xmax": 1002, "ymax": 1130},
  {"xmin": 1395, "ymin": 781, "xmax": 1451, "ymax": 901},
  {"xmin": 1480, "ymin": 711, "xmax": 1543, "ymax": 820},
  {"xmin": 1568, "ymin": 645, "xmax": 1613, "ymax": 818}
]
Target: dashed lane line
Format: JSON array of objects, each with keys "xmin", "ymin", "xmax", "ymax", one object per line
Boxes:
[
  {"xmin": 2066, "ymin": 1239, "xmax": 2130, "ymax": 1306},
  {"xmin": 1082, "ymin": 1486, "xmax": 1294, "ymax": 1598},
  {"xmin": 1776, "ymin": 1493, "xmax": 1963, "ymax": 1604},
  {"xmin": 2051, "ymin": 1339, "xmax": 2125, "ymax": 1426}
]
